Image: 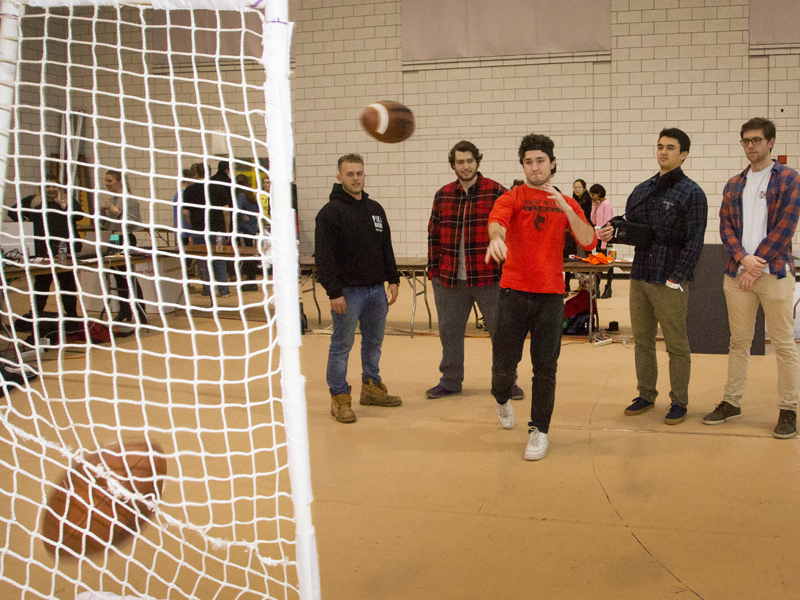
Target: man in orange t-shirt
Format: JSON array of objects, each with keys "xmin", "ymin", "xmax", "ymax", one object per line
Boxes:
[{"xmin": 485, "ymin": 134, "xmax": 596, "ymax": 461}]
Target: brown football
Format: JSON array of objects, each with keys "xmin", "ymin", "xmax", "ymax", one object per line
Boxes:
[
  {"xmin": 359, "ymin": 100, "xmax": 416, "ymax": 143},
  {"xmin": 41, "ymin": 437, "xmax": 167, "ymax": 557}
]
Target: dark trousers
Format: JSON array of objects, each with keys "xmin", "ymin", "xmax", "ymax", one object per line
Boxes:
[
  {"xmin": 491, "ymin": 288, "xmax": 564, "ymax": 433},
  {"xmin": 237, "ymin": 236, "xmax": 258, "ymax": 281},
  {"xmin": 112, "ymin": 232, "xmax": 145, "ymax": 320},
  {"xmin": 33, "ymin": 272, "xmax": 78, "ymax": 318}
]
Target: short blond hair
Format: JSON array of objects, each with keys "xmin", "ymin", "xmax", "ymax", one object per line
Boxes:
[{"xmin": 337, "ymin": 153, "xmax": 364, "ymax": 172}]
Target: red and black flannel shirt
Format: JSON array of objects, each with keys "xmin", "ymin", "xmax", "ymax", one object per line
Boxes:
[
  {"xmin": 720, "ymin": 161, "xmax": 800, "ymax": 279},
  {"xmin": 428, "ymin": 173, "xmax": 506, "ymax": 287}
]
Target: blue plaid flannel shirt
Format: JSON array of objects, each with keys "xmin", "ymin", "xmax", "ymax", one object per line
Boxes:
[{"xmin": 627, "ymin": 168, "xmax": 708, "ymax": 284}]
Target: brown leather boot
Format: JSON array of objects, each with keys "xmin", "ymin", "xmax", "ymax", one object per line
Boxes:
[
  {"xmin": 360, "ymin": 379, "xmax": 402, "ymax": 407},
  {"xmin": 330, "ymin": 392, "xmax": 356, "ymax": 423}
]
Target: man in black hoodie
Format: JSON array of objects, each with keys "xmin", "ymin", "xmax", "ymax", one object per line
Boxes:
[{"xmin": 315, "ymin": 153, "xmax": 402, "ymax": 423}]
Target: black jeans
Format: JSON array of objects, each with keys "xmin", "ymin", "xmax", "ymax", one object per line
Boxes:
[
  {"xmin": 112, "ymin": 232, "xmax": 145, "ymax": 320},
  {"xmin": 34, "ymin": 272, "xmax": 78, "ymax": 318},
  {"xmin": 236, "ymin": 235, "xmax": 258, "ymax": 281},
  {"xmin": 491, "ymin": 288, "xmax": 564, "ymax": 434}
]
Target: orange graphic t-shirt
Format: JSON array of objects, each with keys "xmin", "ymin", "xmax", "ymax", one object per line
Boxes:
[{"xmin": 489, "ymin": 185, "xmax": 596, "ymax": 294}]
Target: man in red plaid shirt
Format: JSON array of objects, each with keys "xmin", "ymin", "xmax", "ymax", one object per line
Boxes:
[
  {"xmin": 705, "ymin": 117, "xmax": 800, "ymax": 438},
  {"xmin": 426, "ymin": 141, "xmax": 523, "ymax": 400}
]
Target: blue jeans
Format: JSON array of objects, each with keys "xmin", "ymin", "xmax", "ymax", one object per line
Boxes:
[
  {"xmin": 491, "ymin": 288, "xmax": 564, "ymax": 434},
  {"xmin": 326, "ymin": 285, "xmax": 388, "ymax": 395},
  {"xmin": 193, "ymin": 236, "xmax": 229, "ymax": 296}
]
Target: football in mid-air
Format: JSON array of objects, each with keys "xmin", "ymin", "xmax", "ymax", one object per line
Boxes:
[{"xmin": 359, "ymin": 100, "xmax": 416, "ymax": 144}]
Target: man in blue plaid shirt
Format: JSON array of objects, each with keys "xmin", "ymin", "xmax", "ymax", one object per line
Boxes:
[
  {"xmin": 705, "ymin": 117, "xmax": 800, "ymax": 438},
  {"xmin": 599, "ymin": 128, "xmax": 707, "ymax": 425}
]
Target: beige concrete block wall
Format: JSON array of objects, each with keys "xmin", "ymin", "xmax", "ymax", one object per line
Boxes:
[
  {"xmin": 293, "ymin": 0, "xmax": 799, "ymax": 258},
  {"xmin": 5, "ymin": 0, "xmax": 800, "ymax": 261}
]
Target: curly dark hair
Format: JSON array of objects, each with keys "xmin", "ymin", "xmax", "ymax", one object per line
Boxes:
[
  {"xmin": 448, "ymin": 140, "xmax": 482, "ymax": 168},
  {"xmin": 518, "ymin": 134, "xmax": 556, "ymax": 175},
  {"xmin": 518, "ymin": 134, "xmax": 555, "ymax": 163}
]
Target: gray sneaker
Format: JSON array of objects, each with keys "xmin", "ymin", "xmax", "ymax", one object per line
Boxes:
[
  {"xmin": 495, "ymin": 401, "xmax": 515, "ymax": 429},
  {"xmin": 702, "ymin": 401, "xmax": 742, "ymax": 425},
  {"xmin": 773, "ymin": 410, "xmax": 798, "ymax": 439}
]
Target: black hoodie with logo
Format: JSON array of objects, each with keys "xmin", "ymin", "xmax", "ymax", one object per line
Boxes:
[{"xmin": 315, "ymin": 183, "xmax": 400, "ymax": 300}]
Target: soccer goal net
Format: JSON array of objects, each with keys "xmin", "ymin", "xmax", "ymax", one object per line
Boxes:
[{"xmin": 0, "ymin": 1, "xmax": 319, "ymax": 599}]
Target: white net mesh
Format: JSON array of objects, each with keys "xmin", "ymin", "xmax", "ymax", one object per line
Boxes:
[{"xmin": 0, "ymin": 2, "xmax": 317, "ymax": 599}]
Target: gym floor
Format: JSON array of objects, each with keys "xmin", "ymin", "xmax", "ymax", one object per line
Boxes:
[
  {"xmin": 301, "ymin": 278, "xmax": 800, "ymax": 600},
  {"xmin": 1, "ymin": 274, "xmax": 796, "ymax": 599}
]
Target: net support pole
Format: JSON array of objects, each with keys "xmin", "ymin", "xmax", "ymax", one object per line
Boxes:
[
  {"xmin": 0, "ymin": 2, "xmax": 23, "ymax": 208},
  {"xmin": 262, "ymin": 8, "xmax": 321, "ymax": 600}
]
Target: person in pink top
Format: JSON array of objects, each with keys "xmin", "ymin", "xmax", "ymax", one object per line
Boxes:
[
  {"xmin": 485, "ymin": 134, "xmax": 596, "ymax": 461},
  {"xmin": 590, "ymin": 183, "xmax": 615, "ymax": 298}
]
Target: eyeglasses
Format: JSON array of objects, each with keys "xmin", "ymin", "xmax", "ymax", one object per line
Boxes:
[{"xmin": 740, "ymin": 137, "xmax": 764, "ymax": 147}]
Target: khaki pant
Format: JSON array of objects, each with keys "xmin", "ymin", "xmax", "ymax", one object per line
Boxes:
[
  {"xmin": 630, "ymin": 279, "xmax": 691, "ymax": 407},
  {"xmin": 723, "ymin": 272, "xmax": 800, "ymax": 411}
]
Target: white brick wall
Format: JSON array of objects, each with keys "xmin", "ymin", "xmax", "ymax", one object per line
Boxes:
[
  {"xmin": 293, "ymin": 0, "xmax": 799, "ymax": 259},
  {"xmin": 6, "ymin": 0, "xmax": 799, "ymax": 262}
]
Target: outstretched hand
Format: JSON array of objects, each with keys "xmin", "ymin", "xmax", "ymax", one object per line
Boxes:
[
  {"xmin": 544, "ymin": 183, "xmax": 569, "ymax": 213},
  {"xmin": 485, "ymin": 237, "xmax": 507, "ymax": 264}
]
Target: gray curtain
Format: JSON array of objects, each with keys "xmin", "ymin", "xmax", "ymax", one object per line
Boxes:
[{"xmin": 401, "ymin": 0, "xmax": 611, "ymax": 62}]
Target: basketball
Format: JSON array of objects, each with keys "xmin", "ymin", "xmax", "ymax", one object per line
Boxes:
[
  {"xmin": 359, "ymin": 100, "xmax": 415, "ymax": 143},
  {"xmin": 41, "ymin": 438, "xmax": 167, "ymax": 557}
]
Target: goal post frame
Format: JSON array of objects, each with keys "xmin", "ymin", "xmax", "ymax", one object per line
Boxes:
[{"xmin": 0, "ymin": 1, "xmax": 320, "ymax": 598}]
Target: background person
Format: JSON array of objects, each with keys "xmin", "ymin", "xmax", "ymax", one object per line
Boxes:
[
  {"xmin": 235, "ymin": 173, "xmax": 260, "ymax": 292},
  {"xmin": 173, "ymin": 167, "xmax": 198, "ymax": 290},
  {"xmin": 315, "ymin": 153, "xmax": 402, "ymax": 424},
  {"xmin": 590, "ymin": 183, "xmax": 614, "ymax": 299},
  {"xmin": 7, "ymin": 176, "xmax": 83, "ymax": 332},
  {"xmin": 100, "ymin": 169, "xmax": 146, "ymax": 326},
  {"xmin": 182, "ymin": 161, "xmax": 232, "ymax": 299}
]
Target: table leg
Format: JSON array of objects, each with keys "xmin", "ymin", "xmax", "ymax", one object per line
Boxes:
[
  {"xmin": 410, "ymin": 270, "xmax": 417, "ymax": 338},
  {"xmin": 423, "ymin": 268, "xmax": 431, "ymax": 329},
  {"xmin": 311, "ymin": 273, "xmax": 321, "ymax": 325}
]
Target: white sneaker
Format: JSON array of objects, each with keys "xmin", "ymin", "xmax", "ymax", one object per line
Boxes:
[
  {"xmin": 495, "ymin": 401, "xmax": 515, "ymax": 429},
  {"xmin": 524, "ymin": 427, "xmax": 549, "ymax": 461}
]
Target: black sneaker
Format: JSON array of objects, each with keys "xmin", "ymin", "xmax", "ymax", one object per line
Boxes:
[
  {"xmin": 511, "ymin": 383, "xmax": 525, "ymax": 401},
  {"xmin": 624, "ymin": 397, "xmax": 654, "ymax": 416},
  {"xmin": 0, "ymin": 365, "xmax": 28, "ymax": 387},
  {"xmin": 702, "ymin": 401, "xmax": 741, "ymax": 425},
  {"xmin": 425, "ymin": 385, "xmax": 460, "ymax": 399},
  {"xmin": 773, "ymin": 410, "xmax": 798, "ymax": 439},
  {"xmin": 13, "ymin": 312, "xmax": 34, "ymax": 332},
  {"xmin": 114, "ymin": 310, "xmax": 133, "ymax": 323},
  {"xmin": 600, "ymin": 284, "xmax": 612, "ymax": 299},
  {"xmin": 664, "ymin": 403, "xmax": 687, "ymax": 425}
]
